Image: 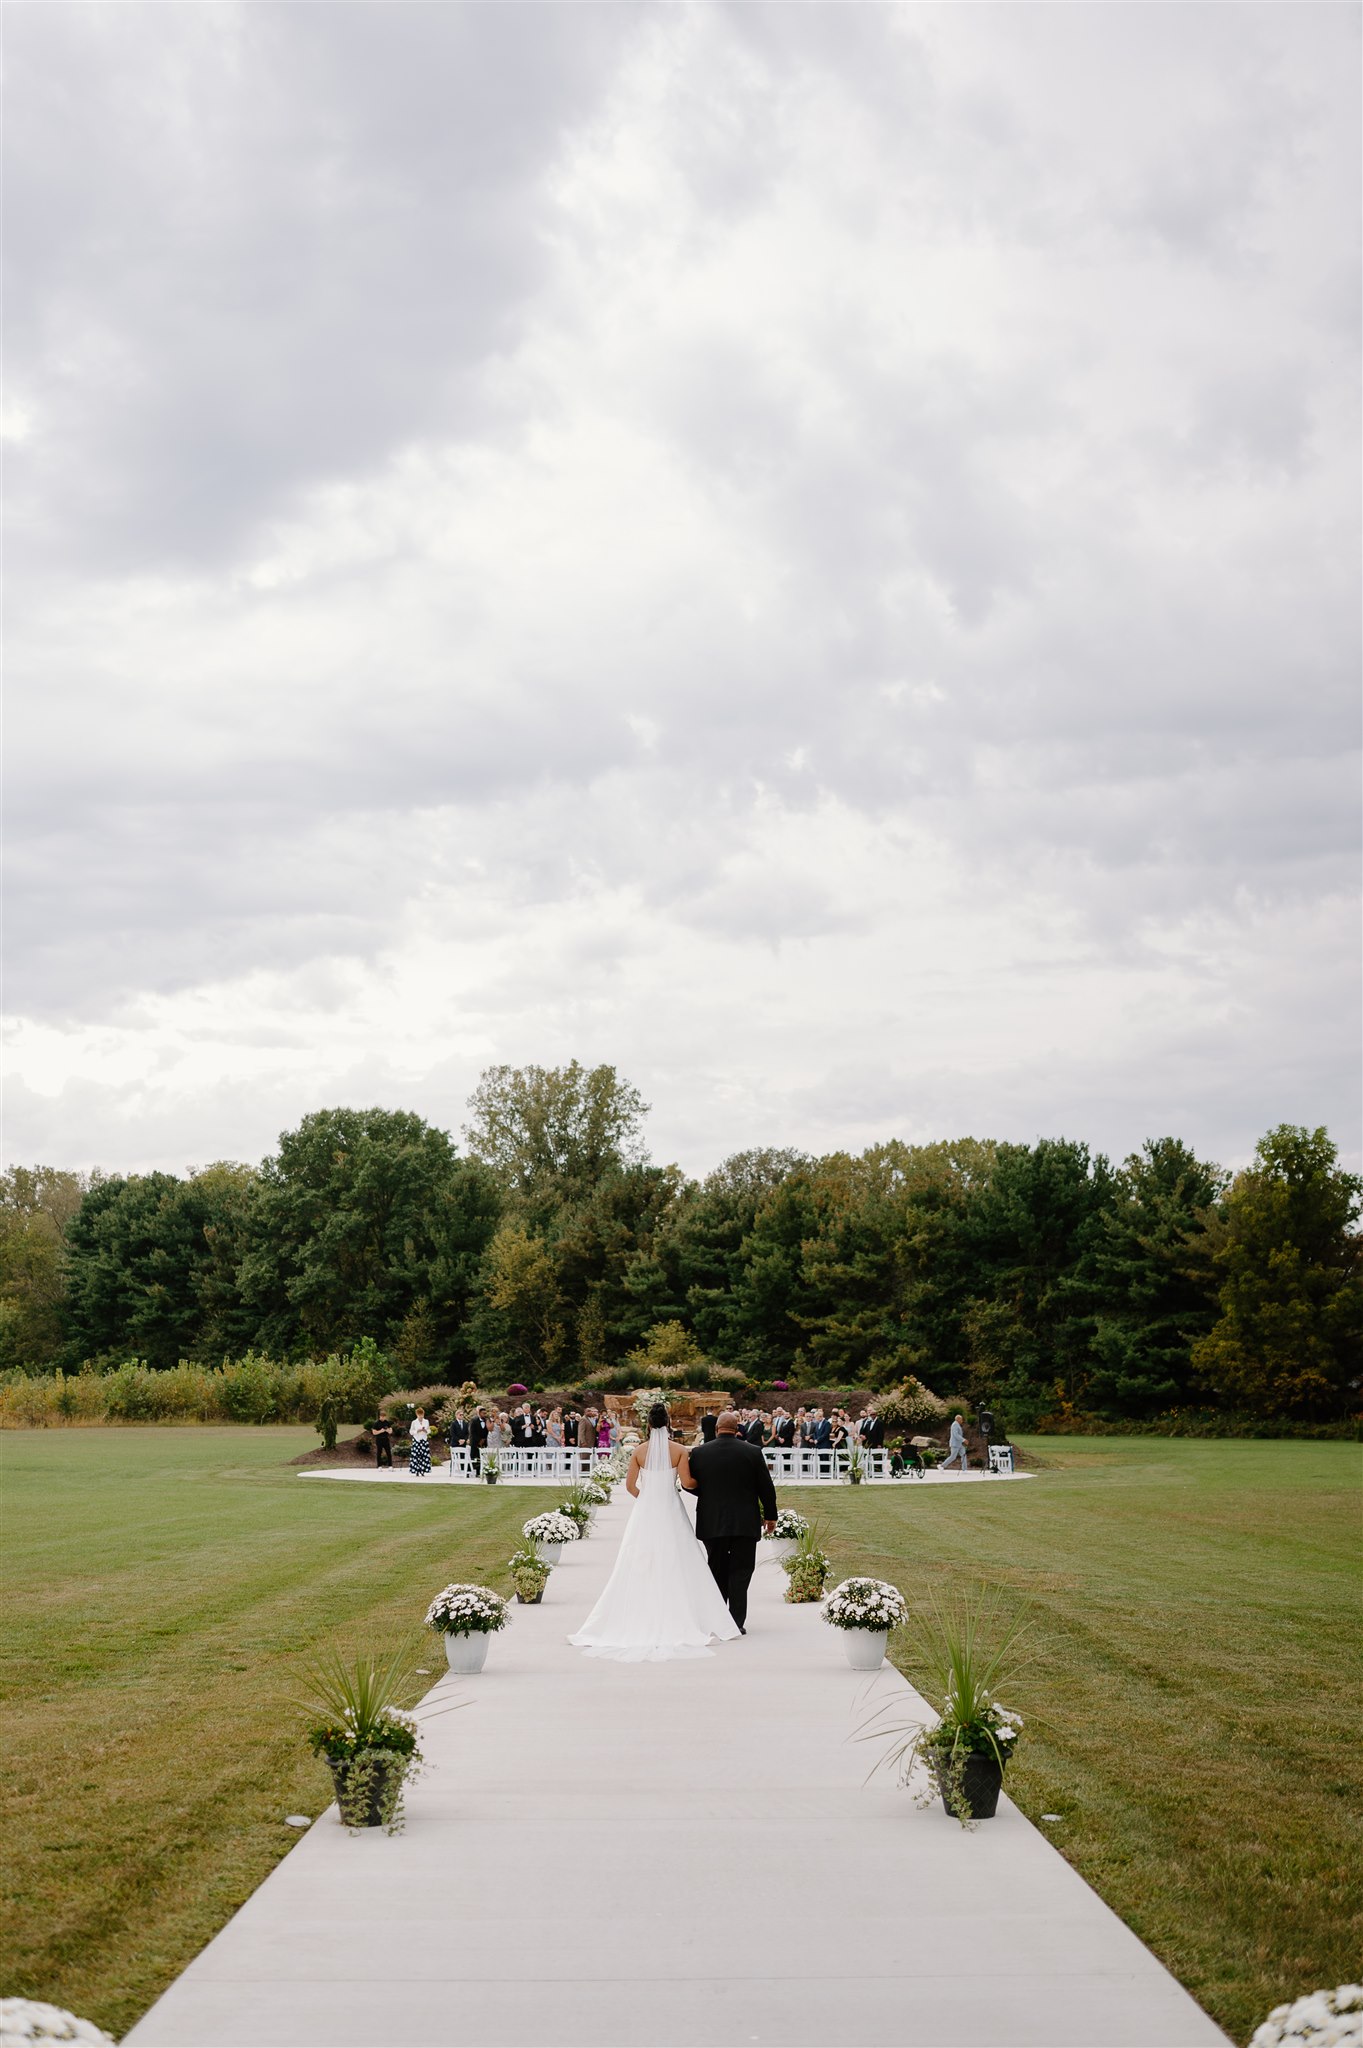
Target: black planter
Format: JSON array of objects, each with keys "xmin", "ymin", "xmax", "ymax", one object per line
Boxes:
[
  {"xmin": 328, "ymin": 1756, "xmax": 404, "ymax": 1829},
  {"xmin": 933, "ymin": 1749, "xmax": 1004, "ymax": 1820},
  {"xmin": 485, "ymin": 1472, "xmax": 498, "ymax": 1485},
  {"xmin": 516, "ymin": 1586, "xmax": 545, "ymax": 1604}
]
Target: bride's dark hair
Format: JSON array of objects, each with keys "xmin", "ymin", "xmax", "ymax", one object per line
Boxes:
[{"xmin": 647, "ymin": 1402, "xmax": 670, "ymax": 1431}]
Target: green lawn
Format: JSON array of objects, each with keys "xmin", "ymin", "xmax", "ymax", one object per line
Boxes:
[
  {"xmin": 1, "ymin": 1432, "xmax": 1358, "ymax": 2044},
  {"xmin": 791, "ymin": 1437, "xmax": 1362, "ymax": 2046},
  {"xmin": 0, "ymin": 1429, "xmax": 532, "ymax": 2037}
]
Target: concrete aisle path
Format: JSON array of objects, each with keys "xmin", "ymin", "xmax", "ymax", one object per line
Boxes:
[{"xmin": 127, "ymin": 1495, "xmax": 1228, "ymax": 2048}]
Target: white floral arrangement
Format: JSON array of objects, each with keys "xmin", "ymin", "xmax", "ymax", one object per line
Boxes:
[
  {"xmin": 771, "ymin": 1509, "xmax": 811, "ymax": 1540},
  {"xmin": 1249, "ymin": 1986, "xmax": 1363, "ymax": 2048},
  {"xmin": 424, "ymin": 1583, "xmax": 508, "ymax": 1635},
  {"xmin": 582, "ymin": 1476, "xmax": 612, "ymax": 1504},
  {"xmin": 522, "ymin": 1511, "xmax": 579, "ymax": 1545},
  {"xmin": 0, "ymin": 2003, "xmax": 116, "ymax": 2046},
  {"xmin": 822, "ymin": 1576, "xmax": 910, "ymax": 1631}
]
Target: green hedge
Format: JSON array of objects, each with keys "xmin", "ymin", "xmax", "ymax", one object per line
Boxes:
[{"xmin": 0, "ymin": 1345, "xmax": 401, "ymax": 1428}]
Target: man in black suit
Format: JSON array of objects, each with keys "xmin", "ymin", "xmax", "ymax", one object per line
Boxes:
[
  {"xmin": 743, "ymin": 1409, "xmax": 767, "ymax": 1446},
  {"xmin": 773, "ymin": 1408, "xmax": 795, "ymax": 1448},
  {"xmin": 509, "ymin": 1406, "xmax": 529, "ymax": 1448},
  {"xmin": 467, "ymin": 1407, "xmax": 488, "ymax": 1475},
  {"xmin": 683, "ymin": 1411, "xmax": 777, "ymax": 1634},
  {"xmin": 860, "ymin": 1410, "xmax": 885, "ymax": 1449}
]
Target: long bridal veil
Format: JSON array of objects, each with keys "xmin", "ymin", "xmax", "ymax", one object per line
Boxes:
[{"xmin": 568, "ymin": 1427, "xmax": 741, "ymax": 1662}]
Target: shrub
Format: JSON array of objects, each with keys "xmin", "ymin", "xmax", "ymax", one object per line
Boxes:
[{"xmin": 869, "ymin": 1377, "xmax": 950, "ymax": 1432}]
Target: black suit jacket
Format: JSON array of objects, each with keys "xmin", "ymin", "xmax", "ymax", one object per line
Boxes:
[
  {"xmin": 775, "ymin": 1418, "xmax": 795, "ymax": 1446},
  {"xmin": 686, "ymin": 1436, "xmax": 777, "ymax": 1542},
  {"xmin": 467, "ymin": 1416, "xmax": 488, "ymax": 1451},
  {"xmin": 861, "ymin": 1415, "xmax": 885, "ymax": 1448},
  {"xmin": 813, "ymin": 1420, "xmax": 832, "ymax": 1447}
]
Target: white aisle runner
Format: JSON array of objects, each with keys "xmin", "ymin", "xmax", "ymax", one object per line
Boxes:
[{"xmin": 127, "ymin": 1494, "xmax": 1227, "ymax": 2048}]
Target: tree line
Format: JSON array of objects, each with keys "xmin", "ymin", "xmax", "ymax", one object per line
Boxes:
[{"xmin": 1, "ymin": 1061, "xmax": 1358, "ymax": 1428}]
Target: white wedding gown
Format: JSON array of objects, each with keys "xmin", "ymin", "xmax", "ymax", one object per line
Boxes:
[{"xmin": 568, "ymin": 1428, "xmax": 742, "ymax": 1662}]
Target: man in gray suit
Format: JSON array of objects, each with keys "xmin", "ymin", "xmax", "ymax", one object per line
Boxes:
[{"xmin": 942, "ymin": 1413, "xmax": 969, "ymax": 1473}]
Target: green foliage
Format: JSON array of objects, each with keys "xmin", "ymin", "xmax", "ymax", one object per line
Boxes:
[
  {"xmin": 1192, "ymin": 1126, "xmax": 1362, "ymax": 1420},
  {"xmin": 624, "ymin": 1317, "xmax": 722, "ymax": 1383},
  {"xmin": 463, "ymin": 1060, "xmax": 650, "ymax": 1218},
  {"xmin": 781, "ymin": 1524, "xmax": 831, "ymax": 1602},
  {"xmin": 239, "ymin": 1107, "xmax": 501, "ymax": 1364},
  {"xmin": 63, "ymin": 1164, "xmax": 256, "ymax": 1369},
  {"xmin": 298, "ymin": 1643, "xmax": 425, "ymax": 1834},
  {"xmin": 0, "ymin": 1165, "xmax": 90, "ymax": 1368}
]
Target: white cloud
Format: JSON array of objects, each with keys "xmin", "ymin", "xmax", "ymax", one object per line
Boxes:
[{"xmin": 5, "ymin": 3, "xmax": 1359, "ymax": 1177}]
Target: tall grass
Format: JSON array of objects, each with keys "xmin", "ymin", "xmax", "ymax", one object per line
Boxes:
[{"xmin": 0, "ymin": 1351, "xmax": 397, "ymax": 1428}]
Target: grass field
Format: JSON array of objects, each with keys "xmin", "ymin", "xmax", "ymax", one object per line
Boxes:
[
  {"xmin": 1, "ymin": 1430, "xmax": 1359, "ymax": 2043},
  {"xmin": 794, "ymin": 1438, "xmax": 1362, "ymax": 2045}
]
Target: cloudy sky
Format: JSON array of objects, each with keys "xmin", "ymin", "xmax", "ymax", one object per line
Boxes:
[{"xmin": 4, "ymin": 3, "xmax": 1359, "ymax": 1182}]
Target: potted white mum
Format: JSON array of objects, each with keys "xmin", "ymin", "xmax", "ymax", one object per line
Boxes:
[
  {"xmin": 1249, "ymin": 1986, "xmax": 1363, "ymax": 2048},
  {"xmin": 0, "ymin": 2002, "xmax": 116, "ymax": 2045},
  {"xmin": 425, "ymin": 1583, "xmax": 509, "ymax": 1673},
  {"xmin": 764, "ymin": 1508, "xmax": 810, "ymax": 1562},
  {"xmin": 822, "ymin": 1576, "xmax": 909, "ymax": 1669},
  {"xmin": 522, "ymin": 1510, "xmax": 579, "ymax": 1564}
]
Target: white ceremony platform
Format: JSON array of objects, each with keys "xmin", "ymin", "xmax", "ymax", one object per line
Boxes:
[
  {"xmin": 298, "ymin": 1446, "xmax": 1033, "ymax": 1487},
  {"xmin": 128, "ymin": 1495, "xmax": 1225, "ymax": 2048}
]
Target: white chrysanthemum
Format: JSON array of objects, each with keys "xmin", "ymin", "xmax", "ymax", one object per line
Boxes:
[{"xmin": 0, "ymin": 2000, "xmax": 117, "ymax": 2045}]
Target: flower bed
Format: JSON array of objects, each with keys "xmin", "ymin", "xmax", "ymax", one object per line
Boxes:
[
  {"xmin": 424, "ymin": 1583, "xmax": 508, "ymax": 1635},
  {"xmin": 822, "ymin": 1577, "xmax": 908, "ymax": 1631}
]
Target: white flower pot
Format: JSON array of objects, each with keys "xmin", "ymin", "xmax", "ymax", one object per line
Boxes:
[
  {"xmin": 840, "ymin": 1627, "xmax": 888, "ymax": 1671},
  {"xmin": 764, "ymin": 1538, "xmax": 796, "ymax": 1562},
  {"xmin": 540, "ymin": 1542, "xmax": 563, "ymax": 1565},
  {"xmin": 444, "ymin": 1631, "xmax": 491, "ymax": 1674}
]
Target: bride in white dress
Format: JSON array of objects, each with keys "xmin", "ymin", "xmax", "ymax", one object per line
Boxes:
[{"xmin": 569, "ymin": 1404, "xmax": 741, "ymax": 1662}]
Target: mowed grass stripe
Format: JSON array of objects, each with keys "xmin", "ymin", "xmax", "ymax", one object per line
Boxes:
[
  {"xmin": 1, "ymin": 1428, "xmax": 531, "ymax": 2036},
  {"xmin": 789, "ymin": 1437, "xmax": 1361, "ymax": 2045}
]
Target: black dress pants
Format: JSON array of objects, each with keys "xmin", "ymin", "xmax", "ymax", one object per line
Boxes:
[{"xmin": 702, "ymin": 1534, "xmax": 759, "ymax": 1630}]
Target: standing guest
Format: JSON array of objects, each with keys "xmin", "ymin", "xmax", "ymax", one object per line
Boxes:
[
  {"xmin": 597, "ymin": 1410, "xmax": 614, "ymax": 1450},
  {"xmin": 529, "ymin": 1408, "xmax": 547, "ymax": 1449},
  {"xmin": 943, "ymin": 1414, "xmax": 969, "ymax": 1474},
  {"xmin": 793, "ymin": 1407, "xmax": 810, "ymax": 1446},
  {"xmin": 861, "ymin": 1408, "xmax": 886, "ymax": 1449},
  {"xmin": 744, "ymin": 1410, "xmax": 767, "ymax": 1446},
  {"xmin": 371, "ymin": 1414, "xmax": 394, "ymax": 1468},
  {"xmin": 829, "ymin": 1411, "xmax": 848, "ymax": 1451},
  {"xmin": 699, "ymin": 1411, "xmax": 718, "ymax": 1444},
  {"xmin": 510, "ymin": 1406, "xmax": 529, "ymax": 1448},
  {"xmin": 408, "ymin": 1406, "xmax": 432, "ymax": 1478},
  {"xmin": 577, "ymin": 1407, "xmax": 596, "ymax": 1449},
  {"xmin": 488, "ymin": 1412, "xmax": 507, "ymax": 1451},
  {"xmin": 774, "ymin": 1408, "xmax": 795, "ymax": 1448},
  {"xmin": 563, "ymin": 1408, "xmax": 580, "ymax": 1449},
  {"xmin": 446, "ymin": 1410, "xmax": 468, "ymax": 1455},
  {"xmin": 546, "ymin": 1408, "xmax": 565, "ymax": 1448},
  {"xmin": 467, "ymin": 1407, "xmax": 487, "ymax": 1475}
]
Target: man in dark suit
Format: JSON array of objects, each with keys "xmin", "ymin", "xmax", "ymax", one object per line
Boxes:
[
  {"xmin": 860, "ymin": 1410, "xmax": 885, "ymax": 1449},
  {"xmin": 743, "ymin": 1409, "xmax": 767, "ymax": 1446},
  {"xmin": 510, "ymin": 1406, "xmax": 529, "ymax": 1448},
  {"xmin": 773, "ymin": 1408, "xmax": 795, "ymax": 1448},
  {"xmin": 466, "ymin": 1408, "xmax": 487, "ymax": 1475},
  {"xmin": 683, "ymin": 1411, "xmax": 777, "ymax": 1634}
]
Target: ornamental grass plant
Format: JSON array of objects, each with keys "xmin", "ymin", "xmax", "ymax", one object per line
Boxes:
[{"xmin": 296, "ymin": 1644, "xmax": 425, "ymax": 1834}]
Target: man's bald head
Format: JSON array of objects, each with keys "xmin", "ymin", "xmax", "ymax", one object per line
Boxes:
[{"xmin": 716, "ymin": 1410, "xmax": 742, "ymax": 1435}]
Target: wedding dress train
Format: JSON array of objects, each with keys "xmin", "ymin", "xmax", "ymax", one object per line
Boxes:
[{"xmin": 568, "ymin": 1427, "xmax": 741, "ymax": 1662}]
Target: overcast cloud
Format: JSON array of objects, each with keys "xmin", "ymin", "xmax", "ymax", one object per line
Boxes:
[{"xmin": 4, "ymin": 2, "xmax": 1359, "ymax": 1180}]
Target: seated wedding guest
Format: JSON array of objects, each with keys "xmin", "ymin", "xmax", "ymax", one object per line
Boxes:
[
  {"xmin": 370, "ymin": 1415, "xmax": 393, "ymax": 1468},
  {"xmin": 408, "ymin": 1406, "xmax": 432, "ymax": 1478},
  {"xmin": 578, "ymin": 1407, "xmax": 597, "ymax": 1449}
]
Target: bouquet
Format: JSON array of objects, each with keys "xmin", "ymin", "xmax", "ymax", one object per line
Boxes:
[
  {"xmin": 522, "ymin": 1510, "xmax": 579, "ymax": 1546},
  {"xmin": 424, "ymin": 1583, "xmax": 508, "ymax": 1636},
  {"xmin": 822, "ymin": 1577, "xmax": 909, "ymax": 1631}
]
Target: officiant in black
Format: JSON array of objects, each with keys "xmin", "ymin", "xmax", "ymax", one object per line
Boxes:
[
  {"xmin": 683, "ymin": 1411, "xmax": 777, "ymax": 1633},
  {"xmin": 466, "ymin": 1408, "xmax": 487, "ymax": 1474}
]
